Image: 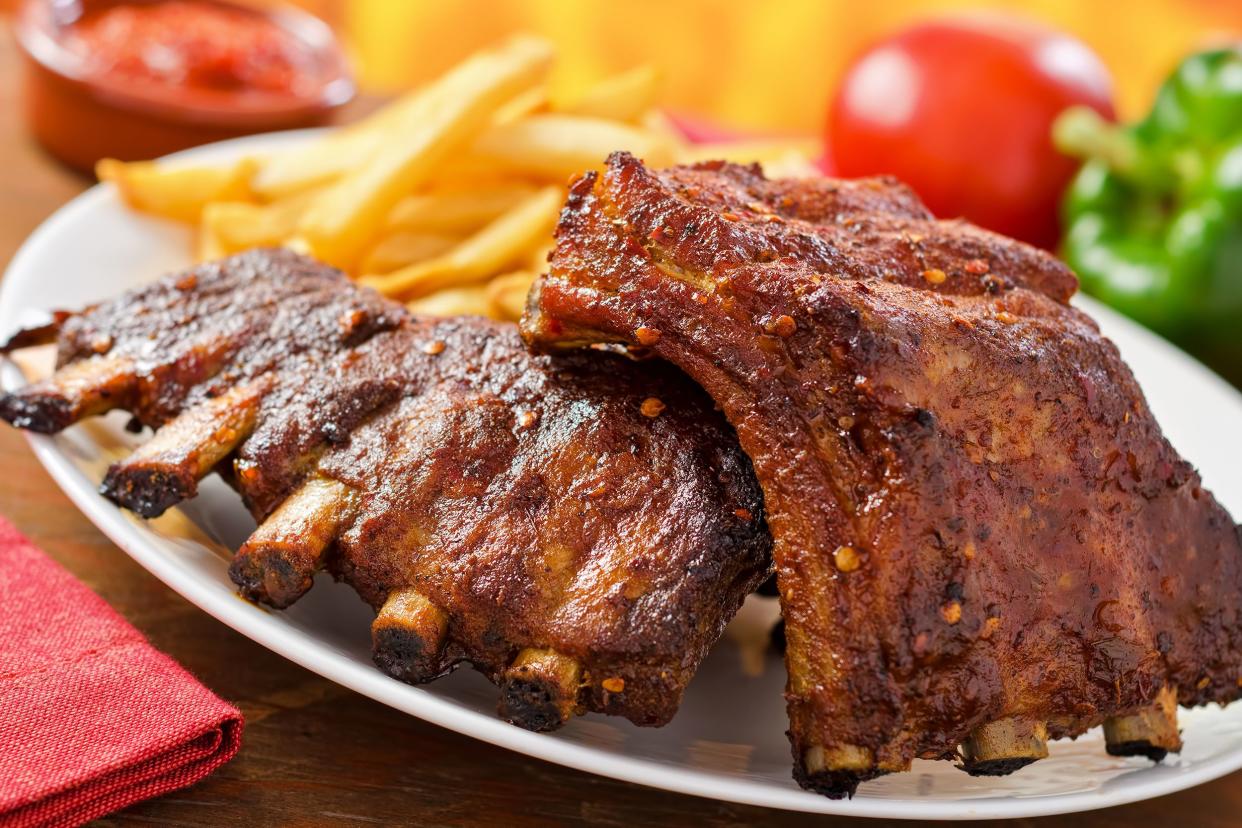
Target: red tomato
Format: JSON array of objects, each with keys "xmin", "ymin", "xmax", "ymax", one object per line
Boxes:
[{"xmin": 828, "ymin": 15, "xmax": 1114, "ymax": 249}]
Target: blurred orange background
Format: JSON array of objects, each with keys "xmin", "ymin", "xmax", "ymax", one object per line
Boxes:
[{"xmin": 309, "ymin": 0, "xmax": 1242, "ymax": 133}]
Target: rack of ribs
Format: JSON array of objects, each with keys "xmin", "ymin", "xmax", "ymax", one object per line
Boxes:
[
  {"xmin": 522, "ymin": 152, "xmax": 1242, "ymax": 796},
  {"xmin": 0, "ymin": 247, "xmax": 772, "ymax": 731}
]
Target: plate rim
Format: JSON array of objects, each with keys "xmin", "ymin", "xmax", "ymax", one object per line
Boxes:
[{"xmin": 5, "ymin": 129, "xmax": 1242, "ymax": 820}]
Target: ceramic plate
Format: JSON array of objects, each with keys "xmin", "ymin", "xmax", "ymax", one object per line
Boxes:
[{"xmin": 4, "ymin": 131, "xmax": 1242, "ymax": 821}]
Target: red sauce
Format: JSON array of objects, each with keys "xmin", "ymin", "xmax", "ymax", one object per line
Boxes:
[{"xmin": 69, "ymin": 1, "xmax": 317, "ymax": 100}]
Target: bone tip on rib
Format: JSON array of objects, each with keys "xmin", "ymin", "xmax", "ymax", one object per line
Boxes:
[
  {"xmin": 1104, "ymin": 741, "xmax": 1172, "ymax": 763},
  {"xmin": 793, "ymin": 767, "xmax": 870, "ymax": 800},
  {"xmin": 372, "ymin": 628, "xmax": 444, "ymax": 684},
  {"xmin": 100, "ymin": 467, "xmax": 193, "ymax": 519},
  {"xmin": 228, "ymin": 551, "xmax": 312, "ymax": 609},
  {"xmin": 0, "ymin": 315, "xmax": 67, "ymax": 352},
  {"xmin": 1102, "ymin": 691, "xmax": 1181, "ymax": 763},
  {"xmin": 0, "ymin": 393, "xmax": 72, "ymax": 434},
  {"xmin": 0, "ymin": 394, "xmax": 26, "ymax": 429},
  {"xmin": 227, "ymin": 555, "xmax": 274, "ymax": 606},
  {"xmin": 795, "ymin": 745, "xmax": 884, "ymax": 799},
  {"xmin": 371, "ymin": 589, "xmax": 449, "ymax": 684},
  {"xmin": 499, "ymin": 681, "xmax": 573, "ymax": 732},
  {"xmin": 958, "ymin": 718, "xmax": 1050, "ymax": 777},
  {"xmin": 960, "ymin": 756, "xmax": 1043, "ymax": 777},
  {"xmin": 498, "ymin": 648, "xmax": 582, "ymax": 733}
]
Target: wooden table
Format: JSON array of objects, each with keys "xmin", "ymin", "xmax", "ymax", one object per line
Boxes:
[{"xmin": 1, "ymin": 27, "xmax": 1240, "ymax": 828}]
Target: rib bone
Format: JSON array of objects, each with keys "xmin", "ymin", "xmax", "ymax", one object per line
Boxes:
[
  {"xmin": 797, "ymin": 744, "xmax": 886, "ymax": 797},
  {"xmin": 230, "ymin": 474, "xmax": 358, "ymax": 608},
  {"xmin": 959, "ymin": 718, "xmax": 1049, "ymax": 776},
  {"xmin": 101, "ymin": 383, "xmax": 266, "ymax": 517},
  {"xmin": 0, "ymin": 311, "xmax": 71, "ymax": 352},
  {"xmin": 498, "ymin": 647, "xmax": 582, "ymax": 731},
  {"xmin": 1104, "ymin": 686, "xmax": 1181, "ymax": 761},
  {"xmin": 372, "ymin": 588, "xmax": 449, "ymax": 683},
  {"xmin": 0, "ymin": 356, "xmax": 135, "ymax": 433},
  {"xmin": 0, "ymin": 249, "xmax": 774, "ymax": 737}
]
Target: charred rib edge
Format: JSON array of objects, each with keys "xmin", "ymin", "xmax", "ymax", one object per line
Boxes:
[
  {"xmin": 796, "ymin": 744, "xmax": 886, "ymax": 800},
  {"xmin": 1104, "ymin": 686, "xmax": 1181, "ymax": 762},
  {"xmin": 230, "ymin": 475, "xmax": 357, "ymax": 608},
  {"xmin": 498, "ymin": 647, "xmax": 583, "ymax": 732},
  {"xmin": 101, "ymin": 383, "xmax": 266, "ymax": 517},
  {"xmin": 372, "ymin": 588, "xmax": 450, "ymax": 683},
  {"xmin": 959, "ymin": 717, "xmax": 1049, "ymax": 776},
  {"xmin": 0, "ymin": 356, "xmax": 136, "ymax": 433}
]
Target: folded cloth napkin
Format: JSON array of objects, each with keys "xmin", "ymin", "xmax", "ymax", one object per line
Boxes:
[{"xmin": 0, "ymin": 517, "xmax": 242, "ymax": 828}]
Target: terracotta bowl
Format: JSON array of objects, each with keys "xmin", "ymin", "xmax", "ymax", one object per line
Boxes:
[{"xmin": 16, "ymin": 0, "xmax": 355, "ymax": 172}]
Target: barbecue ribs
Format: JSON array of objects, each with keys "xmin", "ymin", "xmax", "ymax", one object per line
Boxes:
[
  {"xmin": 522, "ymin": 153, "xmax": 1242, "ymax": 795},
  {"xmin": 0, "ymin": 248, "xmax": 772, "ymax": 729}
]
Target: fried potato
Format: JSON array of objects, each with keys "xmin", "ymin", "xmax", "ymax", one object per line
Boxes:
[
  {"xmin": 485, "ymin": 270, "xmax": 536, "ymax": 321},
  {"xmin": 639, "ymin": 110, "xmax": 693, "ymax": 152},
  {"xmin": 524, "ymin": 241, "xmax": 555, "ymax": 272},
  {"xmin": 201, "ymin": 192, "xmax": 314, "ymax": 255},
  {"xmin": 385, "ymin": 185, "xmax": 537, "ymax": 234},
  {"xmin": 752, "ymin": 150, "xmax": 823, "ymax": 180},
  {"xmin": 98, "ymin": 157, "xmax": 256, "ymax": 223},
  {"xmin": 494, "ymin": 87, "xmax": 550, "ymax": 125},
  {"xmin": 406, "ymin": 285, "xmax": 493, "ymax": 318},
  {"xmin": 358, "ymin": 185, "xmax": 561, "ymax": 299},
  {"xmin": 361, "ymin": 230, "xmax": 461, "ymax": 274},
  {"xmin": 283, "ymin": 236, "xmax": 313, "ymax": 256},
  {"xmin": 196, "ymin": 222, "xmax": 227, "ymax": 263},
  {"xmin": 250, "ymin": 87, "xmax": 448, "ymax": 200},
  {"xmin": 252, "ymin": 78, "xmax": 544, "ymax": 204},
  {"xmin": 675, "ymin": 139, "xmax": 824, "ymax": 178},
  {"xmin": 471, "ymin": 113, "xmax": 675, "ymax": 180},
  {"xmin": 104, "ymin": 33, "xmax": 820, "ymax": 323},
  {"xmin": 298, "ymin": 35, "xmax": 555, "ymax": 270},
  {"xmin": 250, "ymin": 121, "xmax": 385, "ymax": 201},
  {"xmin": 425, "ymin": 155, "xmax": 518, "ymax": 187},
  {"xmin": 561, "ymin": 65, "xmax": 660, "ymax": 123}
]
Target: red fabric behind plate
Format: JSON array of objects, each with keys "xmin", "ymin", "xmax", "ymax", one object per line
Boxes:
[{"xmin": 0, "ymin": 516, "xmax": 243, "ymax": 828}]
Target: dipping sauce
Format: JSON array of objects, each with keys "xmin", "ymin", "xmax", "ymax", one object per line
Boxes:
[
  {"xmin": 17, "ymin": 0, "xmax": 354, "ymax": 171},
  {"xmin": 68, "ymin": 2, "xmax": 317, "ymax": 103}
]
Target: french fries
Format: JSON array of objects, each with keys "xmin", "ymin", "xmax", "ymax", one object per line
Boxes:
[
  {"xmin": 361, "ymin": 231, "xmax": 461, "ymax": 274},
  {"xmin": 561, "ymin": 66, "xmax": 660, "ymax": 123},
  {"xmin": 196, "ymin": 221, "xmax": 227, "ymax": 263},
  {"xmin": 407, "ymin": 285, "xmax": 493, "ymax": 318},
  {"xmin": 385, "ymin": 185, "xmax": 537, "ymax": 234},
  {"xmin": 95, "ymin": 34, "xmax": 820, "ymax": 323},
  {"xmin": 677, "ymin": 139, "xmax": 824, "ymax": 178},
  {"xmin": 486, "ymin": 270, "xmax": 537, "ymax": 320},
  {"xmin": 358, "ymin": 186, "xmax": 562, "ymax": 299},
  {"xmin": 298, "ymin": 34, "xmax": 555, "ymax": 269},
  {"xmin": 471, "ymin": 114, "xmax": 676, "ymax": 180},
  {"xmin": 249, "ymin": 87, "xmax": 447, "ymax": 199},
  {"xmin": 99, "ymin": 157, "xmax": 256, "ymax": 223},
  {"xmin": 200, "ymin": 192, "xmax": 314, "ymax": 256},
  {"xmin": 406, "ymin": 270, "xmax": 534, "ymax": 322},
  {"xmin": 250, "ymin": 118, "xmax": 388, "ymax": 200}
]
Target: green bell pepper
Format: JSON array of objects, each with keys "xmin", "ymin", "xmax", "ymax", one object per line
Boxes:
[{"xmin": 1055, "ymin": 47, "xmax": 1242, "ymax": 376}]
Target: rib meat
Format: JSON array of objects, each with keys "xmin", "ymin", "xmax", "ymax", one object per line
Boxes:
[
  {"xmin": 1, "ymin": 248, "xmax": 772, "ymax": 730},
  {"xmin": 522, "ymin": 153, "xmax": 1242, "ymax": 795}
]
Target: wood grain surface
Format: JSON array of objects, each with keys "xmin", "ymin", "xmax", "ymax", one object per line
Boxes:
[{"xmin": 1, "ymin": 20, "xmax": 1241, "ymax": 828}]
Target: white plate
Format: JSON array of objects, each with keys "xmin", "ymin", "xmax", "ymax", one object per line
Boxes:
[{"xmin": 4, "ymin": 131, "xmax": 1242, "ymax": 821}]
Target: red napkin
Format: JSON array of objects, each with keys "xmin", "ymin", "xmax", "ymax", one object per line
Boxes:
[{"xmin": 0, "ymin": 517, "xmax": 242, "ymax": 828}]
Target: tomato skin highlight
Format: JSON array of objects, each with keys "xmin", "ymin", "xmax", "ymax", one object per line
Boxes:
[{"xmin": 828, "ymin": 16, "xmax": 1115, "ymax": 250}]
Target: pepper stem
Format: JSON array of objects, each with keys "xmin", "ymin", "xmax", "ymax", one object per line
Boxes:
[{"xmin": 1052, "ymin": 106, "xmax": 1140, "ymax": 176}]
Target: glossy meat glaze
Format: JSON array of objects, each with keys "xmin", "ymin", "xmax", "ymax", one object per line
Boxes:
[
  {"xmin": 0, "ymin": 248, "xmax": 772, "ymax": 728},
  {"xmin": 522, "ymin": 153, "xmax": 1242, "ymax": 795}
]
